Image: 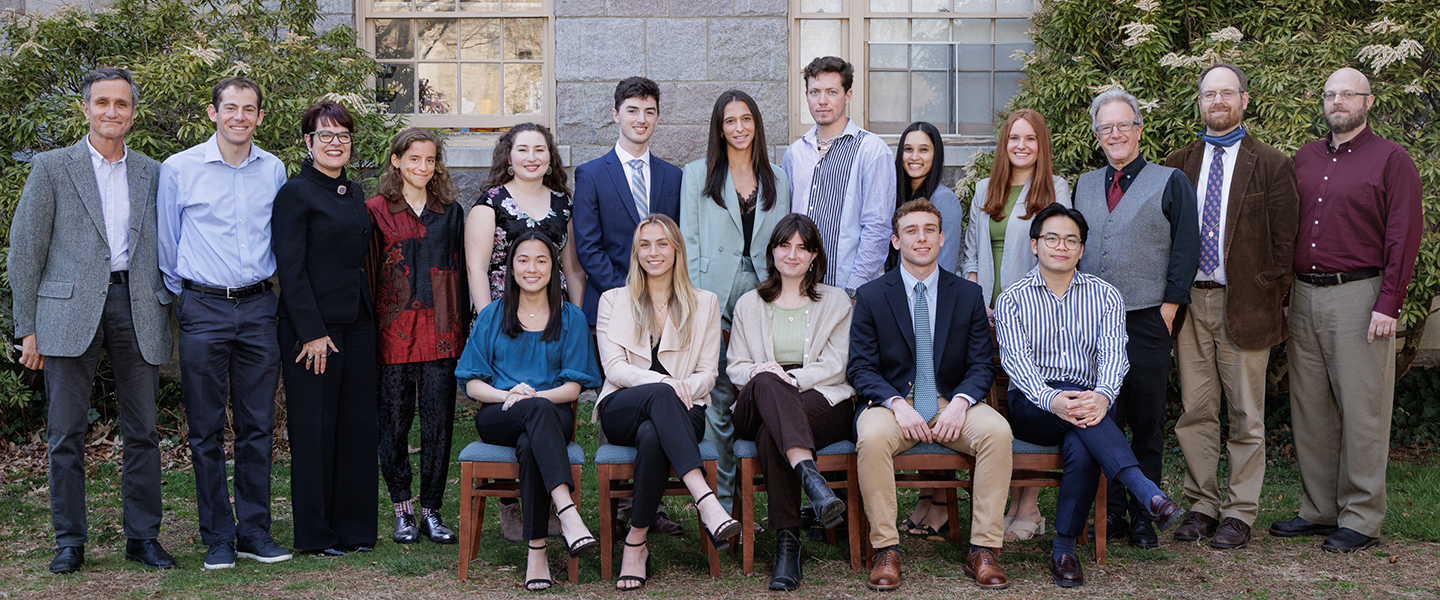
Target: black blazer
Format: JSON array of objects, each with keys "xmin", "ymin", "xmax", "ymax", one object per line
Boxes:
[
  {"xmin": 274, "ymin": 161, "xmax": 374, "ymax": 343},
  {"xmin": 846, "ymin": 267, "xmax": 995, "ymax": 423},
  {"xmin": 571, "ymin": 148, "xmax": 682, "ymax": 325}
]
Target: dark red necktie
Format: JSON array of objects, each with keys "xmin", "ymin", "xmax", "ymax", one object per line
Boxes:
[{"xmin": 1107, "ymin": 170, "xmax": 1124, "ymax": 212}]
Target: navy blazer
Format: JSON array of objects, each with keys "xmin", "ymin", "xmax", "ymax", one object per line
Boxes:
[
  {"xmin": 572, "ymin": 148, "xmax": 682, "ymax": 325},
  {"xmin": 846, "ymin": 267, "xmax": 995, "ymax": 424}
]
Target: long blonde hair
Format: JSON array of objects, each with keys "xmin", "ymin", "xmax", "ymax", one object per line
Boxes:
[{"xmin": 626, "ymin": 214, "xmax": 699, "ymax": 348}]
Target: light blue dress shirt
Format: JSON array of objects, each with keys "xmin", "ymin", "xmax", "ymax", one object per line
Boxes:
[{"xmin": 157, "ymin": 134, "xmax": 288, "ymax": 294}]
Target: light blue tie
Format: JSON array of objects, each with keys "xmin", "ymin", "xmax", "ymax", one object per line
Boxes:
[
  {"xmin": 912, "ymin": 281, "xmax": 937, "ymax": 422},
  {"xmin": 628, "ymin": 158, "xmax": 649, "ymax": 217}
]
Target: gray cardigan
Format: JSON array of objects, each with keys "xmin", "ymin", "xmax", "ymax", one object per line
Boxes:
[
  {"xmin": 960, "ymin": 175, "xmax": 1072, "ymax": 306},
  {"xmin": 725, "ymin": 283, "xmax": 855, "ymax": 407}
]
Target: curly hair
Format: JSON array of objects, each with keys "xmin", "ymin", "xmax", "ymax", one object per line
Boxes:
[
  {"xmin": 480, "ymin": 123, "xmax": 570, "ymax": 196},
  {"xmin": 376, "ymin": 127, "xmax": 458, "ymax": 207}
]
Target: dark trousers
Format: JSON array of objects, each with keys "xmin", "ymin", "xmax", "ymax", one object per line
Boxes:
[
  {"xmin": 1106, "ymin": 306, "xmax": 1172, "ymax": 522},
  {"xmin": 378, "ymin": 359, "xmax": 457, "ymax": 510},
  {"xmin": 280, "ymin": 313, "xmax": 378, "ymax": 551},
  {"xmin": 474, "ymin": 397, "xmax": 577, "ymax": 540},
  {"xmin": 178, "ymin": 289, "xmax": 281, "ymax": 547},
  {"xmin": 45, "ymin": 284, "xmax": 161, "ymax": 547},
  {"xmin": 1007, "ymin": 383, "xmax": 1140, "ymax": 539},
  {"xmin": 598, "ymin": 383, "xmax": 708, "ymax": 529},
  {"xmin": 732, "ymin": 372, "xmax": 853, "ymax": 530}
]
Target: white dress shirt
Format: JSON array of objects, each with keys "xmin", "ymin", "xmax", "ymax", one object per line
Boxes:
[
  {"xmin": 615, "ymin": 143, "xmax": 651, "ymax": 206},
  {"xmin": 86, "ymin": 136, "xmax": 130, "ymax": 272}
]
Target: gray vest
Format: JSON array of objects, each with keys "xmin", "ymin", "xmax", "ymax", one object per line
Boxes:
[{"xmin": 1075, "ymin": 162, "xmax": 1174, "ymax": 310}]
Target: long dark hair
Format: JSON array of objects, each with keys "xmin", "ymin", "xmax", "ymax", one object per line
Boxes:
[
  {"xmin": 482, "ymin": 122, "xmax": 570, "ymax": 196},
  {"xmin": 500, "ymin": 230, "xmax": 565, "ymax": 342},
  {"xmin": 893, "ymin": 121, "xmax": 945, "ymax": 207},
  {"xmin": 703, "ymin": 90, "xmax": 777, "ymax": 212},
  {"xmin": 756, "ymin": 214, "xmax": 827, "ymax": 303}
]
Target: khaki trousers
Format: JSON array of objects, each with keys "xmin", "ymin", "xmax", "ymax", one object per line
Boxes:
[
  {"xmin": 1174, "ymin": 286, "xmax": 1270, "ymax": 525},
  {"xmin": 1287, "ymin": 278, "xmax": 1393, "ymax": 537},
  {"xmin": 856, "ymin": 398, "xmax": 1012, "ymax": 548}
]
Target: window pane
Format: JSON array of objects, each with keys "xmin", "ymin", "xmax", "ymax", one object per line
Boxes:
[
  {"xmin": 798, "ymin": 20, "xmax": 843, "ymax": 67},
  {"xmin": 418, "ymin": 63, "xmax": 457, "ymax": 114},
  {"xmin": 801, "ymin": 0, "xmax": 843, "ymax": 12},
  {"xmin": 869, "ymin": 19, "xmax": 907, "ymax": 69},
  {"xmin": 459, "ymin": 63, "xmax": 501, "ymax": 114},
  {"xmin": 505, "ymin": 18, "xmax": 543, "ymax": 60},
  {"xmin": 994, "ymin": 71, "xmax": 1023, "ymax": 112},
  {"xmin": 460, "ymin": 19, "xmax": 501, "ymax": 59},
  {"xmin": 869, "ymin": 72, "xmax": 909, "ymax": 124},
  {"xmin": 375, "ymin": 20, "xmax": 413, "ymax": 60},
  {"xmin": 955, "ymin": 43, "xmax": 991, "ymax": 70},
  {"xmin": 415, "ymin": 0, "xmax": 455, "ymax": 11},
  {"xmin": 995, "ymin": 42, "xmax": 1030, "ymax": 69},
  {"xmin": 953, "ymin": 0, "xmax": 993, "ymax": 13},
  {"xmin": 995, "ymin": 18, "xmax": 1029, "ymax": 42},
  {"xmin": 910, "ymin": 19, "xmax": 950, "ymax": 70},
  {"xmin": 912, "ymin": 71, "xmax": 948, "ymax": 126},
  {"xmin": 955, "ymin": 72, "xmax": 992, "ymax": 124},
  {"xmin": 418, "ymin": 19, "xmax": 458, "ymax": 60},
  {"xmin": 378, "ymin": 63, "xmax": 415, "ymax": 114},
  {"xmin": 953, "ymin": 18, "xmax": 989, "ymax": 41},
  {"xmin": 870, "ymin": 0, "xmax": 908, "ymax": 12},
  {"xmin": 912, "ymin": 0, "xmax": 951, "ymax": 12},
  {"xmin": 995, "ymin": 0, "xmax": 1033, "ymax": 11},
  {"xmin": 503, "ymin": 0, "xmax": 542, "ymax": 9},
  {"xmin": 458, "ymin": 0, "xmax": 500, "ymax": 9},
  {"xmin": 505, "ymin": 63, "xmax": 544, "ymax": 114},
  {"xmin": 373, "ymin": 1, "xmax": 411, "ymax": 11}
]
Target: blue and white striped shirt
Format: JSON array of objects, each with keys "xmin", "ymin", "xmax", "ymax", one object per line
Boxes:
[{"xmin": 994, "ymin": 267, "xmax": 1129, "ymax": 412}]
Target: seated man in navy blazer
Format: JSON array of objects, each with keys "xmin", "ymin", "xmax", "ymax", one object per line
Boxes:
[{"xmin": 848, "ymin": 199, "xmax": 1012, "ymax": 591}]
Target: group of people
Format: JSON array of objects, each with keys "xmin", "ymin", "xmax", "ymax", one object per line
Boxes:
[{"xmin": 9, "ymin": 52, "xmax": 1420, "ymax": 594}]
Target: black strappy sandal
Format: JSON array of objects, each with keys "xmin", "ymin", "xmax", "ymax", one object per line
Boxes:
[
  {"xmin": 555, "ymin": 503, "xmax": 598, "ymax": 558},
  {"xmin": 901, "ymin": 494, "xmax": 933, "ymax": 533},
  {"xmin": 524, "ymin": 543, "xmax": 553, "ymax": 592},
  {"xmin": 615, "ymin": 539, "xmax": 651, "ymax": 592},
  {"xmin": 696, "ymin": 491, "xmax": 742, "ymax": 550}
]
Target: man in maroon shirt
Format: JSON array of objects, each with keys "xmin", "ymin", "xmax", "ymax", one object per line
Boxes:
[{"xmin": 1269, "ymin": 67, "xmax": 1423, "ymax": 553}]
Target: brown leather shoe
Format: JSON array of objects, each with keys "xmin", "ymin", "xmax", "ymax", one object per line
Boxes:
[
  {"xmin": 1049, "ymin": 552, "xmax": 1083, "ymax": 588},
  {"xmin": 1210, "ymin": 517, "xmax": 1251, "ymax": 550},
  {"xmin": 866, "ymin": 547, "xmax": 902, "ymax": 591},
  {"xmin": 1173, "ymin": 512, "xmax": 1219, "ymax": 542},
  {"xmin": 652, "ymin": 513, "xmax": 684, "ymax": 537},
  {"xmin": 963, "ymin": 547, "xmax": 1010, "ymax": 589}
]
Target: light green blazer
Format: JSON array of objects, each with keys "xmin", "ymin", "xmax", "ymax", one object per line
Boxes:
[{"xmin": 680, "ymin": 159, "xmax": 791, "ymax": 319}]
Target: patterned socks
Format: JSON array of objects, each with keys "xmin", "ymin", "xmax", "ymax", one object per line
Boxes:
[
  {"xmin": 395, "ymin": 499, "xmax": 414, "ymax": 517},
  {"xmin": 422, "ymin": 507, "xmax": 438, "ymax": 520}
]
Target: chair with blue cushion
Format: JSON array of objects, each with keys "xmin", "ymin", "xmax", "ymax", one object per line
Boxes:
[
  {"xmin": 595, "ymin": 439, "xmax": 723, "ymax": 580},
  {"xmin": 732, "ymin": 438, "xmax": 864, "ymax": 574}
]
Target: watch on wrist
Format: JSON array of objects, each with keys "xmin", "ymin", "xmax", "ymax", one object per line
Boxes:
[{"xmin": 845, "ymin": 287, "xmax": 857, "ymax": 299}]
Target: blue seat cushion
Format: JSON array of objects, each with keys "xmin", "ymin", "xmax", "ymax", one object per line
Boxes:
[
  {"xmin": 897, "ymin": 442, "xmax": 963, "ymax": 456},
  {"xmin": 734, "ymin": 439, "xmax": 855, "ymax": 459},
  {"xmin": 459, "ymin": 440, "xmax": 585, "ymax": 465},
  {"xmin": 595, "ymin": 440, "xmax": 719, "ymax": 465},
  {"xmin": 1013, "ymin": 439, "xmax": 1061, "ymax": 454}
]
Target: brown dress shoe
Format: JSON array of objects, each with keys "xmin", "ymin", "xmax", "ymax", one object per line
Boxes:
[
  {"xmin": 963, "ymin": 547, "xmax": 1010, "ymax": 589},
  {"xmin": 1049, "ymin": 552, "xmax": 1083, "ymax": 588},
  {"xmin": 652, "ymin": 513, "xmax": 685, "ymax": 537},
  {"xmin": 1210, "ymin": 517, "xmax": 1251, "ymax": 549},
  {"xmin": 1173, "ymin": 512, "xmax": 1219, "ymax": 541},
  {"xmin": 866, "ymin": 547, "xmax": 902, "ymax": 591}
]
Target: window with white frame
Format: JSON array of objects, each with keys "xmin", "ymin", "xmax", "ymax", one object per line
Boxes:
[{"xmin": 361, "ymin": 0, "xmax": 552, "ymax": 128}]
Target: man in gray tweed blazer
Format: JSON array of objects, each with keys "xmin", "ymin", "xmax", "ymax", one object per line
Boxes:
[{"xmin": 8, "ymin": 68, "xmax": 176, "ymax": 573}]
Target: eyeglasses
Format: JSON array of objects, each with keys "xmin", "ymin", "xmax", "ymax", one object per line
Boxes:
[
  {"xmin": 1094, "ymin": 121, "xmax": 1139, "ymax": 135},
  {"xmin": 1200, "ymin": 90, "xmax": 1241, "ymax": 102},
  {"xmin": 1321, "ymin": 91, "xmax": 1371, "ymax": 102},
  {"xmin": 311, "ymin": 130, "xmax": 353, "ymax": 144},
  {"xmin": 1040, "ymin": 234, "xmax": 1082, "ymax": 250}
]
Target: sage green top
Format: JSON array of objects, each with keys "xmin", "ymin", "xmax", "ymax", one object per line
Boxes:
[
  {"xmin": 769, "ymin": 302, "xmax": 811, "ymax": 366},
  {"xmin": 988, "ymin": 186, "xmax": 1023, "ymax": 306}
]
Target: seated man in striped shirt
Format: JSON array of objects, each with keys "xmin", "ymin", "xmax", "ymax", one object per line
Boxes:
[{"xmin": 993, "ymin": 203, "xmax": 1185, "ymax": 588}]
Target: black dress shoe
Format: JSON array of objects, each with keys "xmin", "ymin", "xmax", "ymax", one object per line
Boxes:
[
  {"xmin": 1088, "ymin": 514, "xmax": 1129, "ymax": 541},
  {"xmin": 1269, "ymin": 516, "xmax": 1339, "ymax": 538},
  {"xmin": 49, "ymin": 546, "xmax": 84, "ymax": 574},
  {"xmin": 421, "ymin": 512, "xmax": 457, "ymax": 544},
  {"xmin": 795, "ymin": 459, "xmax": 845, "ymax": 529},
  {"xmin": 769, "ymin": 528, "xmax": 803, "ymax": 591},
  {"xmin": 1321, "ymin": 528, "xmax": 1379, "ymax": 553},
  {"xmin": 125, "ymin": 539, "xmax": 176, "ymax": 569},
  {"xmin": 393, "ymin": 513, "xmax": 419, "ymax": 544},
  {"xmin": 1128, "ymin": 518, "xmax": 1159, "ymax": 549},
  {"xmin": 1049, "ymin": 552, "xmax": 1083, "ymax": 588}
]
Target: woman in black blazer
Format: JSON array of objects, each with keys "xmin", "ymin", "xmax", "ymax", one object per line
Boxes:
[{"xmin": 273, "ymin": 100, "xmax": 378, "ymax": 555}]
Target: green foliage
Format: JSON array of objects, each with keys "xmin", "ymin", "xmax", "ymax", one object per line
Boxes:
[{"xmin": 1392, "ymin": 366, "xmax": 1440, "ymax": 448}]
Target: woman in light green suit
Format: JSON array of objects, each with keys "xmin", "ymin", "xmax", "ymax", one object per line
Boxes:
[{"xmin": 680, "ymin": 89, "xmax": 791, "ymax": 514}]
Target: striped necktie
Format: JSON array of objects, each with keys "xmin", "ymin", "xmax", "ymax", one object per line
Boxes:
[
  {"xmin": 912, "ymin": 281, "xmax": 937, "ymax": 422},
  {"xmin": 628, "ymin": 158, "xmax": 649, "ymax": 217}
]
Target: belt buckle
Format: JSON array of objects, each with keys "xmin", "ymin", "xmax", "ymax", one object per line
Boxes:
[{"xmin": 225, "ymin": 285, "xmax": 241, "ymax": 299}]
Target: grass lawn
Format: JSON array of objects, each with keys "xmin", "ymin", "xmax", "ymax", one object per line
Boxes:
[{"xmin": 1, "ymin": 392, "xmax": 1437, "ymax": 599}]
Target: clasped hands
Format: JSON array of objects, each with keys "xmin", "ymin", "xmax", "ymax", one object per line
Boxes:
[
  {"xmin": 893, "ymin": 397, "xmax": 968, "ymax": 444},
  {"xmin": 1050, "ymin": 390, "xmax": 1109, "ymax": 428},
  {"xmin": 502, "ymin": 382, "xmax": 538, "ymax": 410}
]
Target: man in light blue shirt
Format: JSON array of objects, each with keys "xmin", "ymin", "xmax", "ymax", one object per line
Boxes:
[{"xmin": 157, "ymin": 76, "xmax": 292, "ymax": 570}]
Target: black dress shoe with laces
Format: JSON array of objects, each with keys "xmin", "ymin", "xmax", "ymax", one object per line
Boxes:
[
  {"xmin": 1321, "ymin": 528, "xmax": 1379, "ymax": 553},
  {"xmin": 125, "ymin": 539, "xmax": 176, "ymax": 569},
  {"xmin": 393, "ymin": 513, "xmax": 419, "ymax": 544},
  {"xmin": 1128, "ymin": 518, "xmax": 1159, "ymax": 549},
  {"xmin": 421, "ymin": 512, "xmax": 458, "ymax": 544},
  {"xmin": 49, "ymin": 546, "xmax": 84, "ymax": 574}
]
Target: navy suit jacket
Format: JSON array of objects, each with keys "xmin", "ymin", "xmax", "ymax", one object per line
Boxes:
[
  {"xmin": 572, "ymin": 148, "xmax": 682, "ymax": 325},
  {"xmin": 846, "ymin": 267, "xmax": 995, "ymax": 425}
]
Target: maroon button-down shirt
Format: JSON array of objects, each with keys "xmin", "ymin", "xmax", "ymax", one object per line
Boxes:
[{"xmin": 1293, "ymin": 124, "xmax": 1423, "ymax": 317}]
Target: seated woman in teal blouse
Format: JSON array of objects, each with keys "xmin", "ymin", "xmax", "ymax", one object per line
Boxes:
[{"xmin": 456, "ymin": 231, "xmax": 602, "ymax": 592}]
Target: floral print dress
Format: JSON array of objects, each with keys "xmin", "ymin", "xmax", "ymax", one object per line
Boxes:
[{"xmin": 476, "ymin": 185, "xmax": 573, "ymax": 301}]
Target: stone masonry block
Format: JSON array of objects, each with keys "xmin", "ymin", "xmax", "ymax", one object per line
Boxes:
[
  {"xmin": 672, "ymin": 0, "xmax": 732, "ymax": 17},
  {"xmin": 646, "ymin": 19, "xmax": 708, "ymax": 81},
  {"xmin": 707, "ymin": 18, "xmax": 788, "ymax": 81},
  {"xmin": 605, "ymin": 0, "xmax": 667, "ymax": 17},
  {"xmin": 554, "ymin": 0, "xmax": 604, "ymax": 16},
  {"xmin": 647, "ymin": 124, "xmax": 709, "ymax": 167},
  {"xmin": 735, "ymin": 0, "xmax": 786, "ymax": 16},
  {"xmin": 556, "ymin": 18, "xmax": 646, "ymax": 82}
]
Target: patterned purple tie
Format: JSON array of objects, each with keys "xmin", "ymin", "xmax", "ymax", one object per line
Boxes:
[{"xmin": 1199, "ymin": 144, "xmax": 1224, "ymax": 274}]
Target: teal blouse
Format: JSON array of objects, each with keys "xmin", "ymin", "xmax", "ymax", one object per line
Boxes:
[{"xmin": 454, "ymin": 300, "xmax": 602, "ymax": 392}]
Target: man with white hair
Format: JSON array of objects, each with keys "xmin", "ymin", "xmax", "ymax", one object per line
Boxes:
[
  {"xmin": 1073, "ymin": 88, "xmax": 1200, "ymax": 549},
  {"xmin": 1268, "ymin": 67, "xmax": 1422, "ymax": 553}
]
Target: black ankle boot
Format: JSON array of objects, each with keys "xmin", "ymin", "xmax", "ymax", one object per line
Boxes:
[
  {"xmin": 769, "ymin": 528, "xmax": 803, "ymax": 591},
  {"xmin": 794, "ymin": 459, "xmax": 845, "ymax": 528}
]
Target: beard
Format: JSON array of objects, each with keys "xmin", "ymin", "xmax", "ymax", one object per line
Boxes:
[
  {"xmin": 1326, "ymin": 105, "xmax": 1367, "ymax": 135},
  {"xmin": 1203, "ymin": 104, "xmax": 1243, "ymax": 133}
]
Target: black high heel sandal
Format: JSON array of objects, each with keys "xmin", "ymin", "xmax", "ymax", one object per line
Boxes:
[
  {"xmin": 910, "ymin": 500, "xmax": 950, "ymax": 537},
  {"xmin": 615, "ymin": 538, "xmax": 651, "ymax": 592},
  {"xmin": 901, "ymin": 494, "xmax": 933, "ymax": 533},
  {"xmin": 524, "ymin": 543, "xmax": 553, "ymax": 592},
  {"xmin": 555, "ymin": 503, "xmax": 598, "ymax": 558},
  {"xmin": 695, "ymin": 491, "xmax": 742, "ymax": 550}
]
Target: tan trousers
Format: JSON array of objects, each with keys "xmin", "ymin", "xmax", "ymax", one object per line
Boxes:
[
  {"xmin": 1287, "ymin": 278, "xmax": 1394, "ymax": 538},
  {"xmin": 1174, "ymin": 287, "xmax": 1270, "ymax": 525},
  {"xmin": 856, "ymin": 398, "xmax": 1012, "ymax": 548}
]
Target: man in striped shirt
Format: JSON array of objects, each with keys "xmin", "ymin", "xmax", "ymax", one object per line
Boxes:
[{"xmin": 994, "ymin": 203, "xmax": 1184, "ymax": 588}]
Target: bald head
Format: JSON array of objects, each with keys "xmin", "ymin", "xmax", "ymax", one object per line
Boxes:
[
  {"xmin": 1326, "ymin": 67, "xmax": 1371, "ymax": 94},
  {"xmin": 1322, "ymin": 67, "xmax": 1374, "ymax": 137}
]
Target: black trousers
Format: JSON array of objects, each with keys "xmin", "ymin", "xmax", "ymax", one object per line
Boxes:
[
  {"xmin": 378, "ymin": 359, "xmax": 457, "ymax": 510},
  {"xmin": 1008, "ymin": 383, "xmax": 1140, "ymax": 539},
  {"xmin": 474, "ymin": 397, "xmax": 576, "ymax": 540},
  {"xmin": 732, "ymin": 372, "xmax": 853, "ymax": 530},
  {"xmin": 1106, "ymin": 306, "xmax": 1173, "ymax": 522},
  {"xmin": 598, "ymin": 383, "xmax": 708, "ymax": 529},
  {"xmin": 280, "ymin": 313, "xmax": 378, "ymax": 551},
  {"xmin": 178, "ymin": 289, "xmax": 280, "ymax": 547},
  {"xmin": 45, "ymin": 283, "xmax": 162, "ymax": 547}
]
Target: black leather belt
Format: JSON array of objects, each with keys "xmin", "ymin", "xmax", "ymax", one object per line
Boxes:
[
  {"xmin": 109, "ymin": 271, "xmax": 129, "ymax": 285},
  {"xmin": 1193, "ymin": 281, "xmax": 1224, "ymax": 289},
  {"xmin": 183, "ymin": 279, "xmax": 273, "ymax": 299},
  {"xmin": 1295, "ymin": 267, "xmax": 1381, "ymax": 287}
]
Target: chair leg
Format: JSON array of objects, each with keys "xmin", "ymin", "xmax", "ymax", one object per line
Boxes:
[
  {"xmin": 704, "ymin": 461, "xmax": 720, "ymax": 578},
  {"xmin": 458, "ymin": 462, "xmax": 475, "ymax": 580},
  {"xmin": 947, "ymin": 483, "xmax": 962, "ymax": 545},
  {"xmin": 598, "ymin": 465, "xmax": 614, "ymax": 581},
  {"xmin": 740, "ymin": 457, "xmax": 755, "ymax": 575},
  {"xmin": 1095, "ymin": 474, "xmax": 1107, "ymax": 566},
  {"xmin": 846, "ymin": 460, "xmax": 863, "ymax": 570},
  {"xmin": 568, "ymin": 464, "xmax": 582, "ymax": 584}
]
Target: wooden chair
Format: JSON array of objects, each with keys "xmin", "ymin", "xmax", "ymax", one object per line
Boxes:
[
  {"xmin": 456, "ymin": 439, "xmax": 587, "ymax": 580},
  {"xmin": 594, "ymin": 439, "xmax": 724, "ymax": 580},
  {"xmin": 730, "ymin": 439, "xmax": 864, "ymax": 574}
]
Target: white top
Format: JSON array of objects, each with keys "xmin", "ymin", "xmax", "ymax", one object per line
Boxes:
[
  {"xmin": 85, "ymin": 136, "xmax": 131, "ymax": 272},
  {"xmin": 615, "ymin": 143, "xmax": 651, "ymax": 198},
  {"xmin": 1194, "ymin": 142, "xmax": 1238, "ymax": 284}
]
